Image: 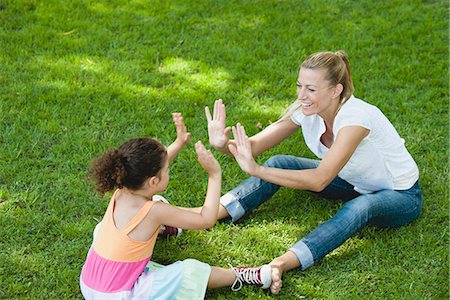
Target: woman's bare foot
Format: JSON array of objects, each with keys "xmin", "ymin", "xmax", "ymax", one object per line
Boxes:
[
  {"xmin": 268, "ymin": 250, "xmax": 301, "ymax": 294},
  {"xmin": 269, "ymin": 265, "xmax": 283, "ymax": 294}
]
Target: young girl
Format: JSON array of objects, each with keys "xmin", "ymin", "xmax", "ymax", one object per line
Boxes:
[{"xmin": 80, "ymin": 113, "xmax": 272, "ymax": 299}]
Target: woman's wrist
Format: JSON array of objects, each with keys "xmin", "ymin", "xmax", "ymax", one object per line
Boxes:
[
  {"xmin": 213, "ymin": 142, "xmax": 228, "ymax": 153},
  {"xmin": 214, "ymin": 140, "xmax": 233, "ymax": 155},
  {"xmin": 251, "ymin": 164, "xmax": 264, "ymax": 177}
]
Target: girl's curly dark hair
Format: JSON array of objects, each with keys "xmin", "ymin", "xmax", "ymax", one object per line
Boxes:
[{"xmin": 88, "ymin": 138, "xmax": 167, "ymax": 196}]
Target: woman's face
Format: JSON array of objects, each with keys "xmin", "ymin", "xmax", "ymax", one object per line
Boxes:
[{"xmin": 296, "ymin": 67, "xmax": 338, "ymax": 117}]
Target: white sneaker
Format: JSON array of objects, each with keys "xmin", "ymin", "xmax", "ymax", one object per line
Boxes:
[{"xmin": 231, "ymin": 264, "xmax": 272, "ymax": 291}]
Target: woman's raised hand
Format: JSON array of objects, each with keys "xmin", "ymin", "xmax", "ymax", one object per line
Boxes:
[
  {"xmin": 228, "ymin": 123, "xmax": 259, "ymax": 175},
  {"xmin": 205, "ymin": 99, "xmax": 231, "ymax": 151},
  {"xmin": 195, "ymin": 141, "xmax": 221, "ymax": 175}
]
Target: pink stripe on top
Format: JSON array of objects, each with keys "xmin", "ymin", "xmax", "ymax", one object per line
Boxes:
[
  {"xmin": 81, "ymin": 190, "xmax": 159, "ymax": 293},
  {"xmin": 81, "ymin": 248, "xmax": 150, "ymax": 293}
]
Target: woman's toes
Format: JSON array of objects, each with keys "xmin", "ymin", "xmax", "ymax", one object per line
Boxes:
[{"xmin": 270, "ymin": 266, "xmax": 283, "ymax": 294}]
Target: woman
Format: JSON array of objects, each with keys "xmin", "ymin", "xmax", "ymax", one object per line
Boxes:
[{"xmin": 205, "ymin": 51, "xmax": 422, "ymax": 294}]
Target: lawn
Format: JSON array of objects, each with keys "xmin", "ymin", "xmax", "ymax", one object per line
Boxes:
[{"xmin": 0, "ymin": 0, "xmax": 448, "ymax": 299}]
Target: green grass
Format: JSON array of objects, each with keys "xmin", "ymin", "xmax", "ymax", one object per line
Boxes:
[{"xmin": 0, "ymin": 0, "xmax": 448, "ymax": 299}]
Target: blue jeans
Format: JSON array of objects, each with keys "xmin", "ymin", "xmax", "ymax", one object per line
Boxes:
[{"xmin": 220, "ymin": 155, "xmax": 422, "ymax": 270}]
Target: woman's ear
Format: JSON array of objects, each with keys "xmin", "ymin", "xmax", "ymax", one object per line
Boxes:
[{"xmin": 333, "ymin": 83, "xmax": 344, "ymax": 98}]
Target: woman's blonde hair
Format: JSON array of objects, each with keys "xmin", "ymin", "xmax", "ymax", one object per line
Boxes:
[{"xmin": 280, "ymin": 50, "xmax": 354, "ymax": 121}]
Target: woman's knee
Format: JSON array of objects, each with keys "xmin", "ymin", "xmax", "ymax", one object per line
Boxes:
[
  {"xmin": 263, "ymin": 155, "xmax": 317, "ymax": 170},
  {"xmin": 263, "ymin": 155, "xmax": 289, "ymax": 168},
  {"xmin": 339, "ymin": 198, "xmax": 372, "ymax": 226}
]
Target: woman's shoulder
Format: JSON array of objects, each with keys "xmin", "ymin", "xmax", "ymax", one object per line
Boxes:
[
  {"xmin": 339, "ymin": 96, "xmax": 384, "ymax": 118},
  {"xmin": 342, "ymin": 95, "xmax": 372, "ymax": 110},
  {"xmin": 336, "ymin": 95, "xmax": 393, "ymax": 132},
  {"xmin": 335, "ymin": 96, "xmax": 377, "ymax": 130}
]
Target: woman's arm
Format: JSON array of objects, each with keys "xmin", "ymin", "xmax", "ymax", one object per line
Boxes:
[
  {"xmin": 166, "ymin": 112, "xmax": 191, "ymax": 163},
  {"xmin": 248, "ymin": 118, "xmax": 300, "ymax": 157},
  {"xmin": 230, "ymin": 123, "xmax": 369, "ymax": 192},
  {"xmin": 206, "ymin": 99, "xmax": 300, "ymax": 156},
  {"xmin": 152, "ymin": 141, "xmax": 222, "ymax": 230}
]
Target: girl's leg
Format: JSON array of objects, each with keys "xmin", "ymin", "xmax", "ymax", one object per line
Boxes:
[
  {"xmin": 207, "ymin": 267, "xmax": 236, "ymax": 288},
  {"xmin": 207, "ymin": 265, "xmax": 273, "ymax": 291},
  {"xmin": 220, "ymin": 155, "xmax": 320, "ymax": 222}
]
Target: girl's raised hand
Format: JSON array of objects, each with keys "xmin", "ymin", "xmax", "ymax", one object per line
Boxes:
[
  {"xmin": 173, "ymin": 112, "xmax": 191, "ymax": 146},
  {"xmin": 228, "ymin": 123, "xmax": 258, "ymax": 175},
  {"xmin": 205, "ymin": 99, "xmax": 231, "ymax": 150},
  {"xmin": 195, "ymin": 141, "xmax": 221, "ymax": 175}
]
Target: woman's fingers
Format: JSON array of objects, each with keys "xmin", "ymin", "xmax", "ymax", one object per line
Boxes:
[
  {"xmin": 239, "ymin": 124, "xmax": 249, "ymax": 147},
  {"xmin": 231, "ymin": 125, "xmax": 238, "ymax": 144},
  {"xmin": 224, "ymin": 126, "xmax": 231, "ymax": 136},
  {"xmin": 218, "ymin": 100, "xmax": 225, "ymax": 122},
  {"xmin": 213, "ymin": 99, "xmax": 225, "ymax": 121},
  {"xmin": 213, "ymin": 99, "xmax": 220, "ymax": 120},
  {"xmin": 205, "ymin": 99, "xmax": 225, "ymax": 123},
  {"xmin": 228, "ymin": 144, "xmax": 237, "ymax": 157},
  {"xmin": 205, "ymin": 106, "xmax": 212, "ymax": 123},
  {"xmin": 220, "ymin": 101, "xmax": 226, "ymax": 122},
  {"xmin": 232, "ymin": 123, "xmax": 248, "ymax": 146}
]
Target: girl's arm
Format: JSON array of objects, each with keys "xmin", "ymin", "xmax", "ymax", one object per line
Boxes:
[
  {"xmin": 166, "ymin": 113, "xmax": 191, "ymax": 163},
  {"xmin": 206, "ymin": 99, "xmax": 300, "ymax": 156},
  {"xmin": 152, "ymin": 141, "xmax": 222, "ymax": 230},
  {"xmin": 229, "ymin": 123, "xmax": 369, "ymax": 192}
]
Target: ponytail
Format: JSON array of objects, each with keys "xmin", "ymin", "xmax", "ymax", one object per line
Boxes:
[
  {"xmin": 333, "ymin": 50, "xmax": 354, "ymax": 103},
  {"xmin": 88, "ymin": 138, "xmax": 167, "ymax": 196},
  {"xmin": 88, "ymin": 149, "xmax": 127, "ymax": 196}
]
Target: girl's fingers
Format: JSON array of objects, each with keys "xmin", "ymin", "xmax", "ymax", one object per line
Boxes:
[
  {"xmin": 196, "ymin": 141, "xmax": 211, "ymax": 158},
  {"xmin": 195, "ymin": 140, "xmax": 205, "ymax": 152},
  {"xmin": 173, "ymin": 112, "xmax": 184, "ymax": 126}
]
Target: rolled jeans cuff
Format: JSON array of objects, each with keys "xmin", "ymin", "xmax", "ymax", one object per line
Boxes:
[
  {"xmin": 220, "ymin": 193, "xmax": 245, "ymax": 222},
  {"xmin": 289, "ymin": 241, "xmax": 314, "ymax": 270}
]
